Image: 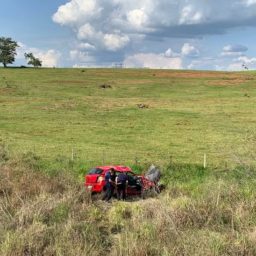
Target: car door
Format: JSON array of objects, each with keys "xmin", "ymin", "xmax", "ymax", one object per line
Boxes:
[{"xmin": 126, "ymin": 172, "xmax": 142, "ymax": 196}]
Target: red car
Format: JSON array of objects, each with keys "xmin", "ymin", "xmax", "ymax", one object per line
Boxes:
[{"xmin": 84, "ymin": 165, "xmax": 156, "ymax": 197}]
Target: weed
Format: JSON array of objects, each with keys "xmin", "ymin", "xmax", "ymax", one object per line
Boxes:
[{"xmin": 0, "ymin": 144, "xmax": 9, "ymax": 162}]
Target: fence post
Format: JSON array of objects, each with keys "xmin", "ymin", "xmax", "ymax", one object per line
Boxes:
[
  {"xmin": 102, "ymin": 150, "xmax": 105, "ymax": 165},
  {"xmin": 169, "ymin": 155, "xmax": 173, "ymax": 165},
  {"xmin": 203, "ymin": 154, "xmax": 207, "ymax": 168},
  {"xmin": 134, "ymin": 153, "xmax": 138, "ymax": 166},
  {"xmin": 71, "ymin": 148, "xmax": 74, "ymax": 161}
]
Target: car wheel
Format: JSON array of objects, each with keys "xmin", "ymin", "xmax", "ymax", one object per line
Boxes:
[
  {"xmin": 91, "ymin": 191, "xmax": 104, "ymax": 201},
  {"xmin": 141, "ymin": 187, "xmax": 158, "ymax": 199}
]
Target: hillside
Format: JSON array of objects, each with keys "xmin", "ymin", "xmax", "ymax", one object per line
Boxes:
[
  {"xmin": 1, "ymin": 68, "xmax": 256, "ymax": 255},
  {"xmin": 0, "ymin": 68, "xmax": 256, "ymax": 170}
]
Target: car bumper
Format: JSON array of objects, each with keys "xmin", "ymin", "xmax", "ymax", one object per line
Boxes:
[{"xmin": 85, "ymin": 183, "xmax": 103, "ymax": 193}]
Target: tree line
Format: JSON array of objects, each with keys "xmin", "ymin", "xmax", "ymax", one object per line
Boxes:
[{"xmin": 0, "ymin": 37, "xmax": 42, "ymax": 67}]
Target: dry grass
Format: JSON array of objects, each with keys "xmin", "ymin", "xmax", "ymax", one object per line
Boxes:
[
  {"xmin": 207, "ymin": 79, "xmax": 246, "ymax": 86},
  {"xmin": 1, "ymin": 151, "xmax": 256, "ymax": 255},
  {"xmin": 0, "ymin": 157, "xmax": 110, "ymax": 256},
  {"xmin": 108, "ymin": 190, "xmax": 256, "ymax": 256},
  {"xmin": 153, "ymin": 70, "xmax": 251, "ymax": 79}
]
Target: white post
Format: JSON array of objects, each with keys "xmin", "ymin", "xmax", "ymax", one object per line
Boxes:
[
  {"xmin": 102, "ymin": 150, "xmax": 105, "ymax": 165},
  {"xmin": 71, "ymin": 148, "xmax": 74, "ymax": 161},
  {"xmin": 203, "ymin": 153, "xmax": 207, "ymax": 168}
]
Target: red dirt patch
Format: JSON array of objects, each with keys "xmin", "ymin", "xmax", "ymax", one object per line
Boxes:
[
  {"xmin": 208, "ymin": 79, "xmax": 246, "ymax": 86},
  {"xmin": 0, "ymin": 88, "xmax": 15, "ymax": 94},
  {"xmin": 153, "ymin": 71, "xmax": 250, "ymax": 80}
]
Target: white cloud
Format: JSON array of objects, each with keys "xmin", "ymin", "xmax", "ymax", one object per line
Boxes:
[
  {"xmin": 186, "ymin": 53, "xmax": 256, "ymax": 71},
  {"xmin": 238, "ymin": 56, "xmax": 256, "ymax": 64},
  {"xmin": 227, "ymin": 63, "xmax": 244, "ymax": 71},
  {"xmin": 227, "ymin": 56, "xmax": 256, "ymax": 70},
  {"xmin": 221, "ymin": 44, "xmax": 248, "ymax": 57},
  {"xmin": 78, "ymin": 42, "xmax": 96, "ymax": 50},
  {"xmin": 52, "ymin": 0, "xmax": 256, "ymax": 68},
  {"xmin": 103, "ymin": 34, "xmax": 130, "ymax": 51},
  {"xmin": 164, "ymin": 48, "xmax": 177, "ymax": 57},
  {"xmin": 16, "ymin": 42, "xmax": 27, "ymax": 59},
  {"xmin": 127, "ymin": 9, "xmax": 148, "ymax": 28},
  {"xmin": 53, "ymin": 0, "xmax": 256, "ymax": 34},
  {"xmin": 124, "ymin": 53, "xmax": 183, "ymax": 69},
  {"xmin": 244, "ymin": 0, "xmax": 256, "ymax": 6},
  {"xmin": 179, "ymin": 5, "xmax": 203, "ymax": 25},
  {"xmin": 37, "ymin": 50, "xmax": 61, "ymax": 67},
  {"xmin": 187, "ymin": 58, "xmax": 215, "ymax": 70},
  {"xmin": 77, "ymin": 23, "xmax": 98, "ymax": 40},
  {"xmin": 53, "ymin": 0, "xmax": 256, "ymax": 55},
  {"xmin": 73, "ymin": 63, "xmax": 110, "ymax": 68},
  {"xmin": 52, "ymin": 0, "xmax": 102, "ymax": 26},
  {"xmin": 70, "ymin": 50, "xmax": 95, "ymax": 63},
  {"xmin": 17, "ymin": 43, "xmax": 61, "ymax": 67},
  {"xmin": 223, "ymin": 45, "xmax": 248, "ymax": 52},
  {"xmin": 181, "ymin": 43, "xmax": 199, "ymax": 57},
  {"xmin": 77, "ymin": 23, "xmax": 130, "ymax": 51},
  {"xmin": 221, "ymin": 52, "xmax": 244, "ymax": 57}
]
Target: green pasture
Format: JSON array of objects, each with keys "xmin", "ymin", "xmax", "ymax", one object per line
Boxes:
[{"xmin": 0, "ymin": 68, "xmax": 256, "ymax": 171}]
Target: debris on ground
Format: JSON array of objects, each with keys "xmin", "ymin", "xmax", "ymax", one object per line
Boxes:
[
  {"xmin": 99, "ymin": 84, "xmax": 112, "ymax": 89},
  {"xmin": 137, "ymin": 103, "xmax": 149, "ymax": 109},
  {"xmin": 145, "ymin": 164, "xmax": 162, "ymax": 193},
  {"xmin": 145, "ymin": 164, "xmax": 161, "ymax": 183}
]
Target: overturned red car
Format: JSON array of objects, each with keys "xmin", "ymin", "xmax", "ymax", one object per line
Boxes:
[{"xmin": 84, "ymin": 165, "xmax": 156, "ymax": 197}]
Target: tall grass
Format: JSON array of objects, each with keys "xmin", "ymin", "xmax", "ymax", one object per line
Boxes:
[
  {"xmin": 1, "ymin": 151, "xmax": 256, "ymax": 255},
  {"xmin": 0, "ymin": 153, "xmax": 109, "ymax": 255}
]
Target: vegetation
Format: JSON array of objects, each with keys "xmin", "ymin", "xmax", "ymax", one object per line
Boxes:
[
  {"xmin": 1, "ymin": 151, "xmax": 256, "ymax": 255},
  {"xmin": 24, "ymin": 52, "xmax": 42, "ymax": 67},
  {"xmin": 0, "ymin": 68, "xmax": 256, "ymax": 255},
  {"xmin": 0, "ymin": 37, "xmax": 19, "ymax": 67},
  {"xmin": 0, "ymin": 68, "xmax": 255, "ymax": 170}
]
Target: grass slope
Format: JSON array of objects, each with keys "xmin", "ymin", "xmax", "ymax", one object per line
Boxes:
[
  {"xmin": 0, "ymin": 68, "xmax": 256, "ymax": 171},
  {"xmin": 1, "ymin": 68, "xmax": 256, "ymax": 255},
  {"xmin": 1, "ymin": 154, "xmax": 256, "ymax": 255}
]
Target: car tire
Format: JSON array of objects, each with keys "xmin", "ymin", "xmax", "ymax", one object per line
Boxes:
[
  {"xmin": 141, "ymin": 186, "xmax": 158, "ymax": 199},
  {"xmin": 91, "ymin": 191, "xmax": 104, "ymax": 201}
]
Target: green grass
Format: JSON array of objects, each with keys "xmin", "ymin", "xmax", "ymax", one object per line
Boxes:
[
  {"xmin": 1, "ymin": 66, "xmax": 256, "ymax": 255},
  {"xmin": 0, "ymin": 67, "xmax": 256, "ymax": 172},
  {"xmin": 0, "ymin": 68, "xmax": 256, "ymax": 256},
  {"xmin": 1, "ymin": 155, "xmax": 256, "ymax": 255}
]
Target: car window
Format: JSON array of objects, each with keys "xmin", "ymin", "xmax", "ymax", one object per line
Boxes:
[
  {"xmin": 88, "ymin": 168, "xmax": 103, "ymax": 175},
  {"xmin": 126, "ymin": 172, "xmax": 136, "ymax": 177},
  {"xmin": 126, "ymin": 172, "xmax": 137, "ymax": 185}
]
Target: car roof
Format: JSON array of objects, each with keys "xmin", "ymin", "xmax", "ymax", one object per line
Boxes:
[{"xmin": 96, "ymin": 165, "xmax": 132, "ymax": 172}]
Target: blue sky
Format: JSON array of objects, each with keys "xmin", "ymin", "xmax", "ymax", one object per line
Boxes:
[{"xmin": 1, "ymin": 0, "xmax": 256, "ymax": 70}]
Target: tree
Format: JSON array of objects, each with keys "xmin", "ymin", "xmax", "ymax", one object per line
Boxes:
[
  {"xmin": 0, "ymin": 37, "xmax": 19, "ymax": 67},
  {"xmin": 24, "ymin": 52, "xmax": 42, "ymax": 67}
]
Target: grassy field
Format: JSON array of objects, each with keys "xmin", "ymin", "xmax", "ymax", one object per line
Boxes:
[
  {"xmin": 0, "ymin": 68, "xmax": 256, "ymax": 172},
  {"xmin": 1, "ymin": 67, "xmax": 256, "ymax": 255},
  {"xmin": 1, "ymin": 151, "xmax": 256, "ymax": 255}
]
